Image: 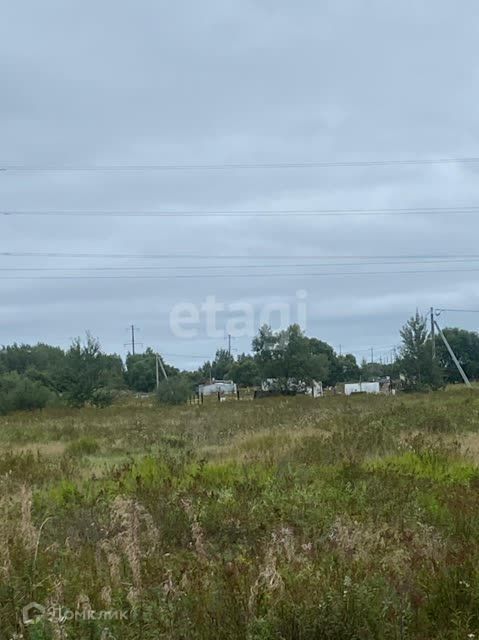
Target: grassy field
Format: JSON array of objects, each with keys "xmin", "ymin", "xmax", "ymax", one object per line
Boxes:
[{"xmin": 1, "ymin": 390, "xmax": 479, "ymax": 639}]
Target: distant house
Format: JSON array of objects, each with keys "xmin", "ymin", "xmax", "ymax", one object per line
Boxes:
[
  {"xmin": 344, "ymin": 378, "xmax": 393, "ymax": 396},
  {"xmin": 198, "ymin": 380, "xmax": 237, "ymax": 397},
  {"xmin": 344, "ymin": 381, "xmax": 380, "ymax": 396},
  {"xmin": 261, "ymin": 379, "xmax": 323, "ymax": 398}
]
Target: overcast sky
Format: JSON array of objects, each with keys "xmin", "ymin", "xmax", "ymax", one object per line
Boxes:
[{"xmin": 1, "ymin": 0, "xmax": 479, "ymax": 369}]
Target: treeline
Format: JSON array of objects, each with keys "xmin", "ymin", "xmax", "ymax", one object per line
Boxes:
[{"xmin": 1, "ymin": 314, "xmax": 479, "ymax": 414}]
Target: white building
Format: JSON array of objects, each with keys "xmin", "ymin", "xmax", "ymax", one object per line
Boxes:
[
  {"xmin": 344, "ymin": 381, "xmax": 380, "ymax": 396},
  {"xmin": 261, "ymin": 379, "xmax": 323, "ymax": 398},
  {"xmin": 198, "ymin": 380, "xmax": 237, "ymax": 397}
]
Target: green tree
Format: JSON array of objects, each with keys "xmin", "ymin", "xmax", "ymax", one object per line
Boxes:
[
  {"xmin": 399, "ymin": 312, "xmax": 443, "ymax": 391},
  {"xmin": 0, "ymin": 343, "xmax": 67, "ymax": 391},
  {"xmin": 228, "ymin": 354, "xmax": 261, "ymax": 387},
  {"xmin": 252, "ymin": 324, "xmax": 330, "ymax": 391},
  {"xmin": 436, "ymin": 327, "xmax": 479, "ymax": 382},
  {"xmin": 156, "ymin": 376, "xmax": 191, "ymax": 405},
  {"xmin": 336, "ymin": 353, "xmax": 361, "ymax": 382},
  {"xmin": 360, "ymin": 361, "xmax": 388, "ymax": 380},
  {"xmin": 125, "ymin": 348, "xmax": 179, "ymax": 392},
  {"xmin": 62, "ymin": 334, "xmax": 116, "ymax": 407},
  {"xmin": 0, "ymin": 372, "xmax": 55, "ymax": 415},
  {"xmin": 211, "ymin": 349, "xmax": 235, "ymax": 380}
]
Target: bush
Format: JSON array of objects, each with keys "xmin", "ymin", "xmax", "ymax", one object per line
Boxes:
[
  {"xmin": 65, "ymin": 437, "xmax": 100, "ymax": 457},
  {"xmin": 0, "ymin": 372, "xmax": 55, "ymax": 415},
  {"xmin": 156, "ymin": 376, "xmax": 191, "ymax": 405},
  {"xmin": 91, "ymin": 387, "xmax": 115, "ymax": 408}
]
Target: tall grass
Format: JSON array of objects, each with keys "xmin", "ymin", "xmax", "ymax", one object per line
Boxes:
[{"xmin": 0, "ymin": 389, "xmax": 478, "ymax": 638}]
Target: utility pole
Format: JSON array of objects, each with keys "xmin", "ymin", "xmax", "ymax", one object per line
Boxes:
[
  {"xmin": 130, "ymin": 325, "xmax": 136, "ymax": 356},
  {"xmin": 156, "ymin": 353, "xmax": 168, "ymax": 389},
  {"xmin": 228, "ymin": 334, "xmax": 232, "ymax": 356},
  {"xmin": 124, "ymin": 325, "xmax": 141, "ymax": 355},
  {"xmin": 370, "ymin": 347, "xmax": 374, "ymax": 364},
  {"xmin": 434, "ymin": 320, "xmax": 471, "ymax": 387},
  {"xmin": 430, "ymin": 307, "xmax": 436, "ymax": 360}
]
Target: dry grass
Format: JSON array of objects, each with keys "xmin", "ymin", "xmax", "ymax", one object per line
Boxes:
[{"xmin": 0, "ymin": 389, "xmax": 478, "ymax": 639}]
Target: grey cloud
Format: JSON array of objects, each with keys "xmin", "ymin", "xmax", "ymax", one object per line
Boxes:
[{"xmin": 1, "ymin": 0, "xmax": 479, "ymax": 368}]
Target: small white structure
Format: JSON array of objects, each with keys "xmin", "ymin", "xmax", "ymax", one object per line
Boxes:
[
  {"xmin": 344, "ymin": 381, "xmax": 380, "ymax": 396},
  {"xmin": 261, "ymin": 379, "xmax": 323, "ymax": 398},
  {"xmin": 198, "ymin": 380, "xmax": 237, "ymax": 397}
]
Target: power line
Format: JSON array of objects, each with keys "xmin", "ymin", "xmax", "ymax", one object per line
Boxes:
[
  {"xmin": 1, "ymin": 156, "xmax": 479, "ymax": 172},
  {"xmin": 2, "ymin": 258, "xmax": 479, "ymax": 272},
  {"xmin": 436, "ymin": 308, "xmax": 479, "ymax": 313},
  {"xmin": 162, "ymin": 352, "xmax": 213, "ymax": 360},
  {"xmin": 3, "ymin": 251, "xmax": 479, "ymax": 261},
  {"xmin": 346, "ymin": 343, "xmax": 401, "ymax": 353},
  {"xmin": 3, "ymin": 267, "xmax": 479, "ymax": 280},
  {"xmin": 2, "ymin": 205, "xmax": 479, "ymax": 218}
]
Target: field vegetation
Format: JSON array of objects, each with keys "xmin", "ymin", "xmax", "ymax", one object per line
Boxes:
[{"xmin": 1, "ymin": 389, "xmax": 479, "ymax": 639}]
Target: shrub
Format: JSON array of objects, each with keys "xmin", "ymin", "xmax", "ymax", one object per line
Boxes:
[
  {"xmin": 90, "ymin": 387, "xmax": 114, "ymax": 408},
  {"xmin": 0, "ymin": 372, "xmax": 55, "ymax": 415},
  {"xmin": 65, "ymin": 436, "xmax": 100, "ymax": 457},
  {"xmin": 156, "ymin": 376, "xmax": 191, "ymax": 405}
]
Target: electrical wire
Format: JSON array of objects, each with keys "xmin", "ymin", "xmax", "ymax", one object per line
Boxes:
[
  {"xmin": 435, "ymin": 308, "xmax": 479, "ymax": 313},
  {"xmin": 1, "ymin": 258, "xmax": 479, "ymax": 272},
  {"xmin": 1, "ymin": 156, "xmax": 479, "ymax": 171},
  {"xmin": 0, "ymin": 258, "xmax": 479, "ymax": 272},
  {"xmin": 2, "ymin": 205, "xmax": 479, "ymax": 218},
  {"xmin": 2, "ymin": 251, "xmax": 479, "ymax": 261},
  {"xmin": 2, "ymin": 267, "xmax": 479, "ymax": 280}
]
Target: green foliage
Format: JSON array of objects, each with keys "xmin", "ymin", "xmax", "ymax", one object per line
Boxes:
[
  {"xmin": 90, "ymin": 387, "xmax": 115, "ymax": 408},
  {"xmin": 65, "ymin": 436, "xmax": 100, "ymax": 457},
  {"xmin": 437, "ymin": 327, "xmax": 479, "ymax": 383},
  {"xmin": 228, "ymin": 354, "xmax": 261, "ymax": 387},
  {"xmin": 253, "ymin": 324, "xmax": 332, "ymax": 390},
  {"xmin": 0, "ymin": 390, "xmax": 478, "ymax": 638},
  {"xmin": 62, "ymin": 333, "xmax": 122, "ymax": 407},
  {"xmin": 211, "ymin": 348, "xmax": 235, "ymax": 380},
  {"xmin": 156, "ymin": 376, "xmax": 191, "ymax": 405},
  {"xmin": 126, "ymin": 348, "xmax": 179, "ymax": 392},
  {"xmin": 0, "ymin": 342, "xmax": 67, "ymax": 392},
  {"xmin": 400, "ymin": 311, "xmax": 444, "ymax": 391},
  {"xmin": 335, "ymin": 353, "xmax": 361, "ymax": 383},
  {"xmin": 0, "ymin": 372, "xmax": 55, "ymax": 414}
]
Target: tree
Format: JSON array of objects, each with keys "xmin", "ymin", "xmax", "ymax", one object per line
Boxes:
[
  {"xmin": 228, "ymin": 354, "xmax": 261, "ymax": 387},
  {"xmin": 399, "ymin": 312, "xmax": 443, "ymax": 391},
  {"xmin": 252, "ymin": 324, "xmax": 330, "ymax": 391},
  {"xmin": 156, "ymin": 376, "xmax": 191, "ymax": 405},
  {"xmin": 336, "ymin": 354, "xmax": 361, "ymax": 383},
  {"xmin": 0, "ymin": 343, "xmax": 67, "ymax": 391},
  {"xmin": 360, "ymin": 361, "xmax": 388, "ymax": 381},
  {"xmin": 0, "ymin": 372, "xmax": 55, "ymax": 415},
  {"xmin": 62, "ymin": 334, "xmax": 116, "ymax": 407},
  {"xmin": 125, "ymin": 348, "xmax": 179, "ymax": 392},
  {"xmin": 211, "ymin": 349, "xmax": 235, "ymax": 380},
  {"xmin": 436, "ymin": 327, "xmax": 479, "ymax": 383}
]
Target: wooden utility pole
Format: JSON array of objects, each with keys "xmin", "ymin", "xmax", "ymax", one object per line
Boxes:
[
  {"xmin": 434, "ymin": 320, "xmax": 471, "ymax": 387},
  {"xmin": 156, "ymin": 353, "xmax": 168, "ymax": 389},
  {"xmin": 125, "ymin": 325, "xmax": 141, "ymax": 355},
  {"xmin": 130, "ymin": 325, "xmax": 136, "ymax": 355}
]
